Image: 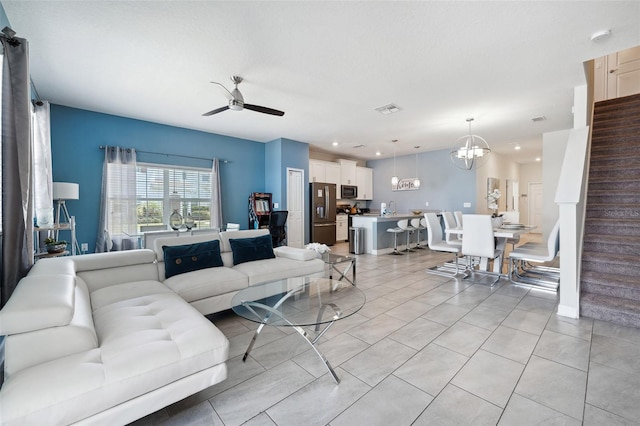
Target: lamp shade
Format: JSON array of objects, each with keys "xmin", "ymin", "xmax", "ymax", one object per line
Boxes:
[{"xmin": 52, "ymin": 182, "xmax": 79, "ymax": 200}]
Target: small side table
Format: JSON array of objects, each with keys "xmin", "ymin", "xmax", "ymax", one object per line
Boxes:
[{"xmin": 321, "ymin": 253, "xmax": 356, "ymax": 286}]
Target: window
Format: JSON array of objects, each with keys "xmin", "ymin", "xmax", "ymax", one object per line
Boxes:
[{"xmin": 136, "ymin": 163, "xmax": 212, "ymax": 231}]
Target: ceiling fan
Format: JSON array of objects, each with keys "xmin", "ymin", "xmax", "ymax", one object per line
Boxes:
[{"xmin": 202, "ymin": 76, "xmax": 285, "ymax": 117}]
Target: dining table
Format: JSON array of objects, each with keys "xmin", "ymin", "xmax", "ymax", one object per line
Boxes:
[{"xmin": 445, "ymin": 223, "xmax": 537, "ymax": 273}]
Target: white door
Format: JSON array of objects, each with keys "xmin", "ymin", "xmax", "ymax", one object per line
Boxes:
[
  {"xmin": 528, "ymin": 182, "xmax": 543, "ymax": 233},
  {"xmin": 286, "ymin": 168, "xmax": 304, "ymax": 248}
]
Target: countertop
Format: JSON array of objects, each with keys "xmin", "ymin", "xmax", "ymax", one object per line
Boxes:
[{"xmin": 351, "ymin": 213, "xmax": 425, "ymax": 222}]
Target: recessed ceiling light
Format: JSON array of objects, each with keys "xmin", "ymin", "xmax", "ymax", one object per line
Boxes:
[
  {"xmin": 591, "ymin": 29, "xmax": 611, "ymax": 42},
  {"xmin": 535, "ymin": 157, "xmax": 541, "ymax": 162},
  {"xmin": 375, "ymin": 151, "xmax": 381, "ymax": 156},
  {"xmin": 514, "ymin": 145, "xmax": 521, "ymax": 150},
  {"xmin": 332, "ymin": 142, "xmax": 338, "ymax": 147}
]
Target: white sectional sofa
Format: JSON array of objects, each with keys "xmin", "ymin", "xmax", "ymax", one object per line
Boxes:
[{"xmin": 0, "ymin": 229, "xmax": 324, "ymax": 425}]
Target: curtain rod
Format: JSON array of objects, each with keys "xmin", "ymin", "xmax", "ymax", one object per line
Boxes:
[{"xmin": 98, "ymin": 146, "xmax": 229, "ymax": 163}]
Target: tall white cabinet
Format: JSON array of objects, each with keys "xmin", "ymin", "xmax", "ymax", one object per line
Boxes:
[{"xmin": 356, "ymin": 166, "xmax": 373, "ymax": 200}]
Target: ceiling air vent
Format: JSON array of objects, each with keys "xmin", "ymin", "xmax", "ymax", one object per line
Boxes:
[
  {"xmin": 531, "ymin": 115, "xmax": 547, "ymax": 122},
  {"xmin": 375, "ymin": 103, "xmax": 402, "ymax": 115},
  {"xmin": 353, "ymin": 144, "xmax": 365, "ymax": 148}
]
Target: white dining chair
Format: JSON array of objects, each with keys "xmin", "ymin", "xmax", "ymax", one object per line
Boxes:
[
  {"xmin": 461, "ymin": 214, "xmax": 503, "ymax": 286},
  {"xmin": 453, "ymin": 211, "xmax": 464, "ymax": 242},
  {"xmin": 397, "ymin": 219, "xmax": 415, "ymax": 252},
  {"xmin": 508, "ymin": 219, "xmax": 560, "ymax": 292},
  {"xmin": 423, "ymin": 212, "xmax": 464, "ymax": 277},
  {"xmin": 442, "ymin": 211, "xmax": 462, "ymax": 247},
  {"xmin": 411, "ymin": 218, "xmax": 425, "ymax": 249}
]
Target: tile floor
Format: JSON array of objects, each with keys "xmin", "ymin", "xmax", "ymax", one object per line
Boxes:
[{"xmin": 131, "ymin": 241, "xmax": 640, "ymax": 426}]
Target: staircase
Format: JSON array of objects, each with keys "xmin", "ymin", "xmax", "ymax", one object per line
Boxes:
[{"xmin": 580, "ymin": 93, "xmax": 640, "ymax": 328}]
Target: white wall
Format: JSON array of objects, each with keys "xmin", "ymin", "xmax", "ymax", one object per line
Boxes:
[{"xmin": 542, "ymin": 129, "xmax": 571, "ymax": 238}]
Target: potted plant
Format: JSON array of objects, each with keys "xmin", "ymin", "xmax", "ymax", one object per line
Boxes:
[{"xmin": 44, "ymin": 237, "xmax": 67, "ymax": 254}]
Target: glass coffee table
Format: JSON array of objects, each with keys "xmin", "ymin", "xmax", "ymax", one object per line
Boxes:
[
  {"xmin": 232, "ymin": 276, "xmax": 365, "ymax": 384},
  {"xmin": 320, "ymin": 252, "xmax": 356, "ymax": 286}
]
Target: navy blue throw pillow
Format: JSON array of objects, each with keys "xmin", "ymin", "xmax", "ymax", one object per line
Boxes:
[
  {"xmin": 229, "ymin": 234, "xmax": 276, "ymax": 265},
  {"xmin": 163, "ymin": 240, "xmax": 223, "ymax": 279}
]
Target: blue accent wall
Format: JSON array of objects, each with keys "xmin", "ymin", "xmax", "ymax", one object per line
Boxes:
[
  {"xmin": 50, "ymin": 105, "xmax": 267, "ymax": 252},
  {"xmin": 367, "ymin": 148, "xmax": 476, "ymax": 214},
  {"xmin": 265, "ymin": 138, "xmax": 310, "ymax": 243}
]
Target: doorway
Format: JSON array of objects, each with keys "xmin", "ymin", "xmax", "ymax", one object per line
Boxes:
[
  {"xmin": 286, "ymin": 168, "xmax": 305, "ymax": 248},
  {"xmin": 528, "ymin": 182, "xmax": 543, "ymax": 233}
]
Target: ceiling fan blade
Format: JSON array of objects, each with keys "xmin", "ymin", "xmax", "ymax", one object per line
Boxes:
[
  {"xmin": 210, "ymin": 81, "xmax": 234, "ymax": 101},
  {"xmin": 202, "ymin": 105, "xmax": 229, "ymax": 116},
  {"xmin": 244, "ymin": 104, "xmax": 285, "ymax": 116}
]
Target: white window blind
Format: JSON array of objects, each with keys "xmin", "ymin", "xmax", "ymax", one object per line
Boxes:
[{"xmin": 136, "ymin": 163, "xmax": 213, "ymax": 231}]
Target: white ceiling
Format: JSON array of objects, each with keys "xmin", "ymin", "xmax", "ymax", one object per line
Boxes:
[{"xmin": 3, "ymin": 1, "xmax": 640, "ymax": 162}]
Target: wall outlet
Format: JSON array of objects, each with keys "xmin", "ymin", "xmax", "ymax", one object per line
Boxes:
[
  {"xmin": 463, "ymin": 202, "xmax": 471, "ymax": 208},
  {"xmin": 81, "ymin": 243, "xmax": 88, "ymax": 252},
  {"xmin": 273, "ymin": 202, "xmax": 279, "ymax": 209},
  {"xmin": 425, "ymin": 201, "xmax": 429, "ymax": 207}
]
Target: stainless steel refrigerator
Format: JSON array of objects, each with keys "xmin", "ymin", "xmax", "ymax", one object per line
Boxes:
[{"xmin": 310, "ymin": 182, "xmax": 337, "ymax": 245}]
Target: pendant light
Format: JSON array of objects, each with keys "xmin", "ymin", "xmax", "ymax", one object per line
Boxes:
[
  {"xmin": 391, "ymin": 139, "xmax": 399, "ymax": 186},
  {"xmin": 413, "ymin": 146, "xmax": 421, "ymax": 188},
  {"xmin": 450, "ymin": 118, "xmax": 491, "ymax": 170}
]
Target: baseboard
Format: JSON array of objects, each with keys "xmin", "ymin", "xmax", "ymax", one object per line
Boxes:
[{"xmin": 557, "ymin": 304, "xmax": 579, "ymax": 319}]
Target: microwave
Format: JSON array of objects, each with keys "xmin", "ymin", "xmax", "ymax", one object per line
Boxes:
[{"xmin": 341, "ymin": 185, "xmax": 358, "ymax": 199}]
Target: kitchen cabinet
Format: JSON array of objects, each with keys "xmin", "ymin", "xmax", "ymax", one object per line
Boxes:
[
  {"xmin": 309, "ymin": 160, "xmax": 326, "ymax": 183},
  {"xmin": 338, "ymin": 159, "xmax": 357, "ymax": 186},
  {"xmin": 309, "ymin": 160, "xmax": 341, "ymax": 197},
  {"xmin": 324, "ymin": 162, "xmax": 341, "ymax": 187},
  {"xmin": 356, "ymin": 166, "xmax": 373, "ymax": 200},
  {"xmin": 336, "ymin": 214, "xmax": 348, "ymax": 241}
]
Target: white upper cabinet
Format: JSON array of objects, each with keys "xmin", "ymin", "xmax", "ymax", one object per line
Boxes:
[
  {"xmin": 324, "ymin": 162, "xmax": 341, "ymax": 186},
  {"xmin": 356, "ymin": 166, "xmax": 373, "ymax": 200},
  {"xmin": 309, "ymin": 160, "xmax": 326, "ymax": 183},
  {"xmin": 339, "ymin": 159, "xmax": 357, "ymax": 186},
  {"xmin": 309, "ymin": 159, "xmax": 341, "ymax": 188}
]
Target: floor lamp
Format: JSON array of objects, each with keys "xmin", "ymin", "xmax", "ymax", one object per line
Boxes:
[{"xmin": 53, "ymin": 182, "xmax": 81, "ymax": 255}]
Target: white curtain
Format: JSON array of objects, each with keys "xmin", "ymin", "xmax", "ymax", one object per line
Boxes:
[
  {"xmin": 95, "ymin": 146, "xmax": 137, "ymax": 252},
  {"xmin": 32, "ymin": 100, "xmax": 53, "ymax": 220},
  {"xmin": 211, "ymin": 158, "xmax": 223, "ymax": 229}
]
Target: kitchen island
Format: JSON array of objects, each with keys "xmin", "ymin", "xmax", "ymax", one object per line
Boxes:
[{"xmin": 351, "ymin": 212, "xmax": 438, "ymax": 255}]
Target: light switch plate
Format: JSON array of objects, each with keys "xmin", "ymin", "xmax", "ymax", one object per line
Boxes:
[
  {"xmin": 463, "ymin": 202, "xmax": 471, "ymax": 208},
  {"xmin": 425, "ymin": 201, "xmax": 429, "ymax": 207},
  {"xmin": 273, "ymin": 202, "xmax": 279, "ymax": 208},
  {"xmin": 81, "ymin": 243, "xmax": 88, "ymax": 252}
]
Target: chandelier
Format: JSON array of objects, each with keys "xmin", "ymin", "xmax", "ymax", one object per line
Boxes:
[{"xmin": 450, "ymin": 118, "xmax": 491, "ymax": 170}]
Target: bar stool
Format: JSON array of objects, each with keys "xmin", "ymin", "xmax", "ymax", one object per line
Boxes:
[
  {"xmin": 397, "ymin": 219, "xmax": 415, "ymax": 252},
  {"xmin": 386, "ymin": 225, "xmax": 404, "ymax": 255},
  {"xmin": 411, "ymin": 218, "xmax": 425, "ymax": 249}
]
